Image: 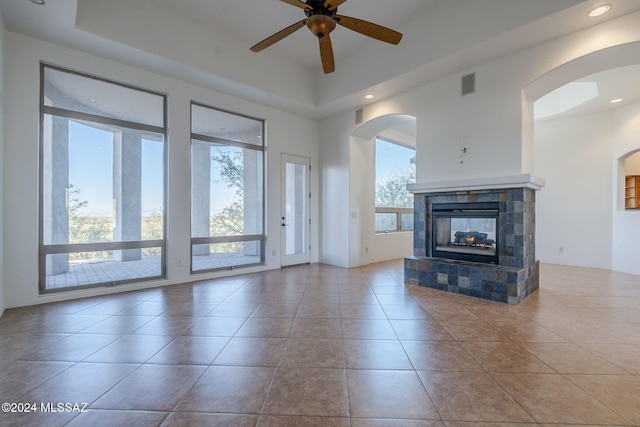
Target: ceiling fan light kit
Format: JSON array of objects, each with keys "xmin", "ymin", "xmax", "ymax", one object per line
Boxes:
[
  {"xmin": 306, "ymin": 14, "xmax": 336, "ymax": 39},
  {"xmin": 250, "ymin": 0, "xmax": 403, "ymax": 74}
]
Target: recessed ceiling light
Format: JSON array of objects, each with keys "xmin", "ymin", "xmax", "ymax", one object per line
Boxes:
[
  {"xmin": 610, "ymin": 98, "xmax": 623, "ymax": 103},
  {"xmin": 364, "ymin": 94, "xmax": 375, "ymax": 99},
  {"xmin": 29, "ymin": 0, "xmax": 46, "ymax": 5},
  {"xmin": 88, "ymin": 98, "xmax": 97, "ymax": 103},
  {"xmin": 587, "ymin": 4, "xmax": 611, "ymax": 17}
]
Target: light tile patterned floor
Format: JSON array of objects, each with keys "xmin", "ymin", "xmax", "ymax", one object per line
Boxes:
[
  {"xmin": 46, "ymin": 253, "xmax": 260, "ymax": 289},
  {"xmin": 1, "ymin": 261, "xmax": 640, "ymax": 426}
]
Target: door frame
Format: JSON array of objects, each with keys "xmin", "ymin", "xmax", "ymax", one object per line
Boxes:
[{"xmin": 281, "ymin": 154, "xmax": 311, "ymax": 267}]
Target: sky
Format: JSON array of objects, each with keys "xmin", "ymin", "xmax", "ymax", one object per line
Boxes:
[
  {"xmin": 68, "ymin": 120, "xmax": 237, "ymax": 218},
  {"xmin": 375, "ymin": 138, "xmax": 416, "ymax": 182},
  {"xmin": 67, "ymin": 123, "xmax": 414, "ymax": 217},
  {"xmin": 68, "ymin": 120, "xmax": 164, "ymax": 216}
]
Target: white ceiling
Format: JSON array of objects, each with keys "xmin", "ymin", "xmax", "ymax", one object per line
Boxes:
[
  {"xmin": 2, "ymin": 0, "xmax": 640, "ymax": 120},
  {"xmin": 143, "ymin": 0, "xmax": 444, "ymax": 70}
]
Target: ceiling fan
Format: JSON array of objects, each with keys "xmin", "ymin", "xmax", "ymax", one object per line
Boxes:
[{"xmin": 250, "ymin": 0, "xmax": 403, "ymax": 74}]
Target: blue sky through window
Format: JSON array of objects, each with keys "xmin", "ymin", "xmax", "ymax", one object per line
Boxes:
[
  {"xmin": 375, "ymin": 138, "xmax": 415, "ymax": 180},
  {"xmin": 68, "ymin": 120, "xmax": 164, "ymax": 217}
]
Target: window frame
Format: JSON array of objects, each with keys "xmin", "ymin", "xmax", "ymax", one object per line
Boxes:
[
  {"xmin": 38, "ymin": 63, "xmax": 168, "ymax": 294},
  {"xmin": 189, "ymin": 101, "xmax": 266, "ymax": 273},
  {"xmin": 375, "ymin": 207, "xmax": 414, "ymax": 233}
]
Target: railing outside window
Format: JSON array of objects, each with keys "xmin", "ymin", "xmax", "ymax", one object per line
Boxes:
[{"xmin": 375, "ymin": 208, "xmax": 414, "ymax": 233}]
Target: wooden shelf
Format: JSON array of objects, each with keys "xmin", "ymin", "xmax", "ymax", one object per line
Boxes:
[{"xmin": 626, "ymin": 175, "xmax": 640, "ymax": 209}]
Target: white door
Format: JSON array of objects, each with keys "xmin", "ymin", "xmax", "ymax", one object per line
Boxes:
[{"xmin": 281, "ymin": 154, "xmax": 311, "ymax": 266}]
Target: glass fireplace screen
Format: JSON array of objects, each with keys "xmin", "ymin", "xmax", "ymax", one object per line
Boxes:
[{"xmin": 432, "ymin": 203, "xmax": 499, "ymax": 263}]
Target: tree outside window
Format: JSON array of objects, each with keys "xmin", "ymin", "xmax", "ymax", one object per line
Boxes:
[{"xmin": 375, "ymin": 138, "xmax": 416, "ymax": 232}]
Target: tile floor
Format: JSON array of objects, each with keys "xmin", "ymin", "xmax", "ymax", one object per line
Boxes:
[{"xmin": 1, "ymin": 260, "xmax": 640, "ymax": 426}]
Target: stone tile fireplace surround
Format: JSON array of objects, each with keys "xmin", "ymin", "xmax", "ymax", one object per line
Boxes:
[{"xmin": 405, "ymin": 174, "xmax": 545, "ymax": 304}]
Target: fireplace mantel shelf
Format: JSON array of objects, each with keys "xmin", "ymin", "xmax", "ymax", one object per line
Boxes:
[{"xmin": 407, "ymin": 173, "xmax": 545, "ymax": 194}]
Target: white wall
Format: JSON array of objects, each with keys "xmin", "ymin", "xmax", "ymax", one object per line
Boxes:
[
  {"xmin": 625, "ymin": 151, "xmax": 640, "ymax": 174},
  {"xmin": 349, "ymin": 135, "xmax": 369, "ymax": 267},
  {"xmin": 0, "ymin": 10, "xmax": 5, "ymax": 317},
  {"xmin": 534, "ymin": 113, "xmax": 614, "ymax": 269},
  {"xmin": 3, "ymin": 32, "xmax": 319, "ymax": 308},
  {"xmin": 319, "ymin": 113, "xmax": 353, "ymax": 267},
  {"xmin": 319, "ymin": 9, "xmax": 640, "ymax": 270}
]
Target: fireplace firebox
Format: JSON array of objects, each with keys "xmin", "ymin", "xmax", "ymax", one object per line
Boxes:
[{"xmin": 432, "ymin": 202, "xmax": 499, "ymax": 264}]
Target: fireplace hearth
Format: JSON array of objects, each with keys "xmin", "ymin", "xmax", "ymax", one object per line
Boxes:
[{"xmin": 404, "ymin": 175, "xmax": 544, "ymax": 304}]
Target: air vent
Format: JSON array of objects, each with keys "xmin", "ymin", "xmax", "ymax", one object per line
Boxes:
[
  {"xmin": 461, "ymin": 73, "xmax": 475, "ymax": 95},
  {"xmin": 355, "ymin": 108, "xmax": 363, "ymax": 125}
]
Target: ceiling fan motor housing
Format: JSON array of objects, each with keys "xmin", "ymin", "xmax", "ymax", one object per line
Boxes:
[
  {"xmin": 306, "ymin": 14, "xmax": 336, "ymax": 38},
  {"xmin": 304, "ymin": 0, "xmax": 338, "ymax": 14}
]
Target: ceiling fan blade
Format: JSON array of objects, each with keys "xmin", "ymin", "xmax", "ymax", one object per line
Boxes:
[
  {"xmin": 250, "ymin": 19, "xmax": 306, "ymax": 52},
  {"xmin": 335, "ymin": 14, "xmax": 402, "ymax": 45},
  {"xmin": 319, "ymin": 35, "xmax": 335, "ymax": 74},
  {"xmin": 324, "ymin": 0, "xmax": 348, "ymax": 10},
  {"xmin": 280, "ymin": 0, "xmax": 312, "ymax": 9}
]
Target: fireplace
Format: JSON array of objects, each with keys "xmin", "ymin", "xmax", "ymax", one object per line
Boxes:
[
  {"xmin": 404, "ymin": 174, "xmax": 545, "ymax": 304},
  {"xmin": 432, "ymin": 202, "xmax": 498, "ymax": 264}
]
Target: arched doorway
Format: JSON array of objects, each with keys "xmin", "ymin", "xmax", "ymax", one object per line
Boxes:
[
  {"xmin": 523, "ymin": 43, "xmax": 640, "ymax": 275},
  {"xmin": 348, "ymin": 114, "xmax": 417, "ymax": 267}
]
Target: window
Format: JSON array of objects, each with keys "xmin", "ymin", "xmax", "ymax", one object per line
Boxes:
[
  {"xmin": 190, "ymin": 103, "xmax": 265, "ymax": 272},
  {"xmin": 375, "ymin": 137, "xmax": 416, "ymax": 232},
  {"xmin": 40, "ymin": 65, "xmax": 166, "ymax": 292}
]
